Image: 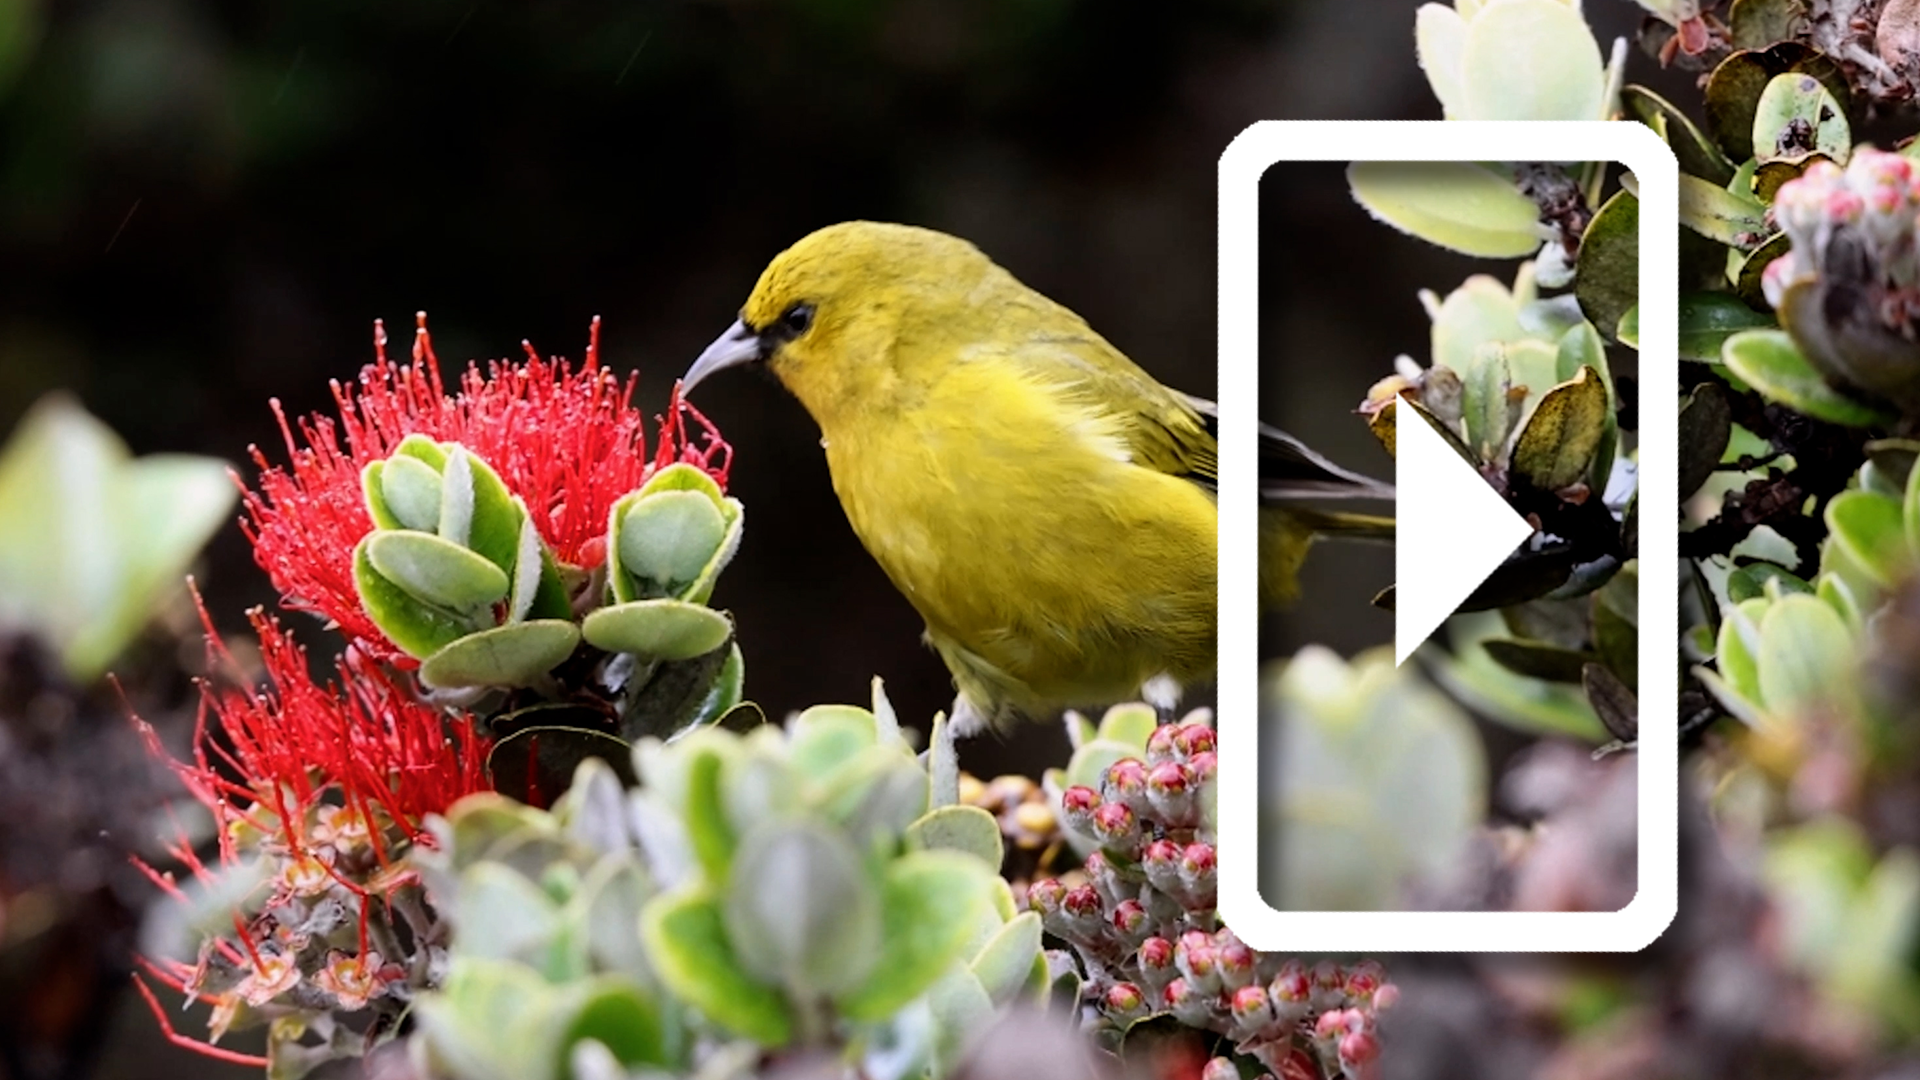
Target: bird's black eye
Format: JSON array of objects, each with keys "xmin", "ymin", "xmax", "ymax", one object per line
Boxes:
[{"xmin": 781, "ymin": 303, "xmax": 814, "ymax": 336}]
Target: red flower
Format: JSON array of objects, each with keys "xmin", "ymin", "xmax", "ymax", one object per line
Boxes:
[
  {"xmin": 240, "ymin": 313, "xmax": 732, "ymax": 659},
  {"xmin": 136, "ymin": 594, "xmax": 491, "ymax": 869}
]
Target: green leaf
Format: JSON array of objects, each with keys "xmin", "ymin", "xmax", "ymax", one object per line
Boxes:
[
  {"xmin": 1266, "ymin": 644, "xmax": 1491, "ymax": 910},
  {"xmin": 637, "ymin": 460, "xmax": 727, "ymax": 502},
  {"xmin": 1727, "ymin": 563, "xmax": 1812, "ymax": 603},
  {"xmin": 1095, "ymin": 702, "xmax": 1158, "ymax": 749},
  {"xmin": 1722, "ymin": 330, "xmax": 1899, "ymax": 428},
  {"xmin": 1732, "ymin": 232, "xmax": 1792, "ymax": 309},
  {"xmin": 352, "ymin": 538, "xmax": 478, "ymax": 659},
  {"xmin": 1582, "ymin": 663, "xmax": 1638, "ymax": 744},
  {"xmin": 1425, "ymin": 612, "xmax": 1607, "ymax": 741},
  {"xmin": 377, "ymin": 452, "xmax": 444, "ymax": 532},
  {"xmin": 414, "ymin": 958, "xmax": 571, "ymax": 1080},
  {"xmin": 724, "ymin": 820, "xmax": 882, "ymax": 996},
  {"xmin": 1457, "ymin": 0, "xmax": 1605, "ymax": 121},
  {"xmin": 439, "ymin": 447, "xmax": 478, "ymax": 548},
  {"xmin": 1751, "ymin": 72, "xmax": 1849, "ymax": 168},
  {"xmin": 1576, "ymin": 190, "xmax": 1640, "ymax": 344},
  {"xmin": 560, "ymin": 981, "xmax": 670, "ymax": 1071},
  {"xmin": 1347, "ymin": 161, "xmax": 1542, "ymax": 257},
  {"xmin": 1621, "ymin": 84, "xmax": 1737, "ymax": 184},
  {"xmin": 969, "ymin": 911, "xmax": 1042, "ymax": 1006},
  {"xmin": 455, "ymin": 863, "xmax": 564, "ymax": 970},
  {"xmin": 1704, "ymin": 42, "xmax": 1849, "ymax": 164},
  {"xmin": 838, "ymin": 763, "xmax": 933, "ymax": 854},
  {"xmin": 1511, "ymin": 366, "xmax": 1608, "ymax": 492},
  {"xmin": 0, "ymin": 395, "xmax": 236, "ymax": 682},
  {"xmin": 1480, "ymin": 638, "xmax": 1596, "ymax": 684},
  {"xmin": 925, "ymin": 969, "xmax": 996, "ymax": 1078},
  {"xmin": 619, "ymin": 636, "xmax": 741, "ymax": 744},
  {"xmin": 692, "ymin": 644, "xmax": 747, "ymax": 729},
  {"xmin": 1826, "ymin": 490, "xmax": 1910, "ymax": 587},
  {"xmin": 1465, "ymin": 343, "xmax": 1515, "ymax": 460},
  {"xmin": 1756, "ymin": 593, "xmax": 1857, "ymax": 717},
  {"xmin": 837, "ymin": 852, "xmax": 991, "ymax": 1021},
  {"xmin": 1063, "ymin": 738, "xmax": 1141, "ymax": 793},
  {"xmin": 365, "ymin": 530, "xmax": 511, "ymax": 612},
  {"xmin": 1679, "ymin": 173, "xmax": 1770, "ymax": 247},
  {"xmin": 1679, "ymin": 293, "xmax": 1776, "ymax": 362},
  {"xmin": 1430, "ymin": 273, "xmax": 1528, "ymax": 376},
  {"xmin": 641, "ymin": 887, "xmax": 794, "ymax": 1046},
  {"xmin": 459, "ymin": 447, "xmax": 526, "ymax": 580},
  {"xmin": 685, "ymin": 746, "xmax": 737, "ymax": 884},
  {"xmin": 1592, "ymin": 596, "xmax": 1638, "ymax": 692},
  {"xmin": 789, "ymin": 705, "xmax": 881, "ymax": 779},
  {"xmin": 420, "ymin": 619, "xmax": 580, "ymax": 690},
  {"xmin": 905, "ymin": 805, "xmax": 1005, "ymax": 868},
  {"xmin": 619, "ymin": 490, "xmax": 728, "ymax": 596},
  {"xmin": 582, "ymin": 599, "xmax": 734, "ymax": 660},
  {"xmin": 1680, "ymin": 381, "xmax": 1735, "ymax": 501},
  {"xmin": 1904, "ymin": 443, "xmax": 1920, "ymax": 559}
]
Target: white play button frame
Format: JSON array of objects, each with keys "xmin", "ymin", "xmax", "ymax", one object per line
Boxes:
[{"xmin": 1215, "ymin": 121, "xmax": 1677, "ymax": 953}]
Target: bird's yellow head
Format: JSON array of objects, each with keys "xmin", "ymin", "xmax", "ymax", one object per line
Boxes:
[{"xmin": 681, "ymin": 221, "xmax": 1030, "ymax": 426}]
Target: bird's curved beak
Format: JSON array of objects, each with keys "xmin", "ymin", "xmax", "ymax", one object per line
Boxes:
[{"xmin": 682, "ymin": 318, "xmax": 764, "ymax": 395}]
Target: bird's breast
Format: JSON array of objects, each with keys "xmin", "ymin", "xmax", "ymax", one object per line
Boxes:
[{"xmin": 815, "ymin": 366, "xmax": 1218, "ymax": 710}]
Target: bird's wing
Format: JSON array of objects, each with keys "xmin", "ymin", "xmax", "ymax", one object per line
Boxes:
[
  {"xmin": 998, "ymin": 331, "xmax": 1219, "ymax": 484},
  {"xmin": 997, "ymin": 327, "xmax": 1392, "ymax": 502}
]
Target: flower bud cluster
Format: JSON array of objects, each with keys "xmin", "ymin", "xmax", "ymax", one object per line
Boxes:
[
  {"xmin": 1027, "ymin": 719, "xmax": 1393, "ymax": 1078},
  {"xmin": 1765, "ymin": 149, "xmax": 1920, "ymax": 327}
]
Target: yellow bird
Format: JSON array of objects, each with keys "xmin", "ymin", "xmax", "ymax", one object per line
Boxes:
[{"xmin": 682, "ymin": 221, "xmax": 1391, "ymax": 735}]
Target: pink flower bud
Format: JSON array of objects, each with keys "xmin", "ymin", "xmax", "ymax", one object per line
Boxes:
[
  {"xmin": 1142, "ymin": 837, "xmax": 1183, "ymax": 895},
  {"xmin": 1173, "ymin": 723, "xmax": 1216, "ymax": 757},
  {"xmin": 1104, "ymin": 757, "xmax": 1149, "ymax": 808},
  {"xmin": 1103, "ymin": 981, "xmax": 1149, "ymax": 1023},
  {"xmin": 1146, "ymin": 723, "xmax": 1181, "ymax": 764},
  {"xmin": 1025, "ymin": 878, "xmax": 1067, "ymax": 916},
  {"xmin": 1063, "ymin": 885, "xmax": 1104, "ymax": 919},
  {"xmin": 1271, "ymin": 961, "xmax": 1310, "ymax": 997},
  {"xmin": 1339, "ymin": 1028, "xmax": 1381, "ymax": 1069},
  {"xmin": 1162, "ymin": 976, "xmax": 1213, "ymax": 1027},
  {"xmin": 1146, "ymin": 760, "xmax": 1199, "ymax": 825},
  {"xmin": 1082, "ymin": 850, "xmax": 1127, "ymax": 908},
  {"xmin": 1179, "ymin": 842, "xmax": 1218, "ymax": 908},
  {"xmin": 1229, "ymin": 983, "xmax": 1276, "ymax": 1032},
  {"xmin": 1373, "ymin": 982, "xmax": 1401, "ymax": 1012},
  {"xmin": 1217, "ymin": 934, "xmax": 1257, "ymax": 990},
  {"xmin": 1137, "ymin": 936, "xmax": 1176, "ymax": 980},
  {"xmin": 1059, "ymin": 786, "xmax": 1101, "ymax": 835},
  {"xmin": 1111, "ymin": 899, "xmax": 1150, "ymax": 943},
  {"xmin": 1090, "ymin": 801, "xmax": 1139, "ymax": 848},
  {"xmin": 1175, "ymin": 941, "xmax": 1222, "ymax": 995}
]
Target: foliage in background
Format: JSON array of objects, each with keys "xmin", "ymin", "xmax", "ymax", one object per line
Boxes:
[{"xmin": 1322, "ymin": 0, "xmax": 1920, "ymax": 1074}]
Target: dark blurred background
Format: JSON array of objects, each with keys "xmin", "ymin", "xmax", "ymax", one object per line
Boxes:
[{"xmin": 0, "ymin": 1, "xmax": 1656, "ymax": 1075}]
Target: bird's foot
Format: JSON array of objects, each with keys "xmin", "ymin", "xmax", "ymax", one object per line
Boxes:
[
  {"xmin": 947, "ymin": 694, "xmax": 990, "ymax": 739},
  {"xmin": 1140, "ymin": 672, "xmax": 1182, "ymax": 722}
]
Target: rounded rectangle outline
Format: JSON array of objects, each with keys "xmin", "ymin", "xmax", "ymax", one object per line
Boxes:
[{"xmin": 1217, "ymin": 120, "xmax": 1678, "ymax": 952}]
